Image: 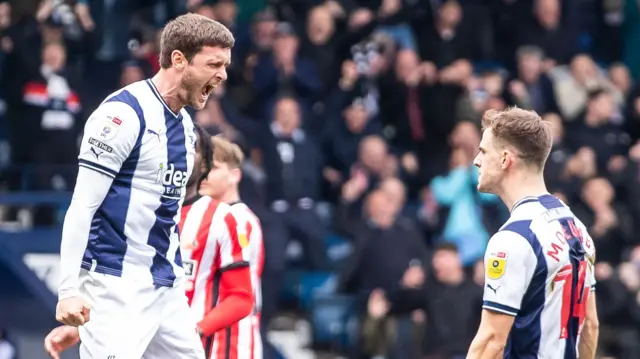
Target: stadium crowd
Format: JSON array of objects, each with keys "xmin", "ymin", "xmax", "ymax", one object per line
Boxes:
[{"xmin": 1, "ymin": 0, "xmax": 640, "ymax": 358}]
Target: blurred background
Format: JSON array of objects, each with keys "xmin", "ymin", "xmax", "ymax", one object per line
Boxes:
[{"xmin": 0, "ymin": 0, "xmax": 639, "ymax": 358}]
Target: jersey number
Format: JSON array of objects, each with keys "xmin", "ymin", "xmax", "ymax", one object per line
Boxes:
[{"xmin": 554, "ymin": 219, "xmax": 589, "ymax": 339}]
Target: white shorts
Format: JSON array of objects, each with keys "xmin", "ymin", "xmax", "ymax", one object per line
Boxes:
[{"xmin": 77, "ymin": 270, "xmax": 205, "ymax": 359}]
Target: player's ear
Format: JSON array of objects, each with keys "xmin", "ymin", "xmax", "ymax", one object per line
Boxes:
[
  {"xmin": 501, "ymin": 150, "xmax": 511, "ymax": 169},
  {"xmin": 171, "ymin": 50, "xmax": 186, "ymax": 70}
]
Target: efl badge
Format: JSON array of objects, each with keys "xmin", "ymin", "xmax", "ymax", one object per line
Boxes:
[
  {"xmin": 238, "ymin": 233, "xmax": 249, "ymax": 249},
  {"xmin": 487, "ymin": 252, "xmax": 507, "ymax": 280},
  {"xmin": 97, "ymin": 121, "xmax": 119, "ymax": 141}
]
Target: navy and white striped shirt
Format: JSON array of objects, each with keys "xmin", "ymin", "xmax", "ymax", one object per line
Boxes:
[{"xmin": 59, "ymin": 79, "xmax": 196, "ymax": 296}]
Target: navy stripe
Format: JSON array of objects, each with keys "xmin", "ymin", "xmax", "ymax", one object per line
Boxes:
[
  {"xmin": 81, "ymin": 90, "xmax": 146, "ymax": 276},
  {"xmin": 78, "ymin": 159, "xmax": 117, "ymax": 177},
  {"xmin": 501, "ymin": 220, "xmax": 547, "ymax": 359},
  {"xmin": 511, "ymin": 198, "xmax": 540, "ymax": 211},
  {"xmin": 538, "ymin": 194, "xmax": 565, "ymax": 210},
  {"xmin": 557, "ymin": 218, "xmax": 587, "ymax": 359},
  {"xmin": 483, "ymin": 301, "xmax": 519, "ymax": 315},
  {"xmin": 174, "ymin": 226, "xmax": 183, "ymax": 267},
  {"xmin": 147, "ymin": 106, "xmax": 187, "ymax": 286}
]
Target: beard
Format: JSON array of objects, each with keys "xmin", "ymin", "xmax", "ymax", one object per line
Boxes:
[{"xmin": 180, "ymin": 70, "xmax": 208, "ymax": 110}]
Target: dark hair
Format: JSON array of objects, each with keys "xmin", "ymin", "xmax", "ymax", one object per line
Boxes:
[
  {"xmin": 159, "ymin": 13, "xmax": 235, "ymax": 69},
  {"xmin": 194, "ymin": 123, "xmax": 212, "ymax": 185}
]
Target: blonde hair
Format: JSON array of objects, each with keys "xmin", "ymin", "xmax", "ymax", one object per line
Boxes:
[
  {"xmin": 481, "ymin": 107, "xmax": 552, "ymax": 170},
  {"xmin": 211, "ymin": 136, "xmax": 244, "ymax": 168}
]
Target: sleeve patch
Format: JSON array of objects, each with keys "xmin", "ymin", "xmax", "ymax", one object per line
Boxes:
[
  {"xmin": 95, "ymin": 120, "xmax": 120, "ymax": 141},
  {"xmin": 487, "ymin": 254, "xmax": 507, "ymax": 280}
]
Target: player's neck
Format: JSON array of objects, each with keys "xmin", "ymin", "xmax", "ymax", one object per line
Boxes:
[
  {"xmin": 220, "ymin": 189, "xmax": 240, "ymax": 205},
  {"xmin": 499, "ymin": 174, "xmax": 548, "ymax": 212},
  {"xmin": 152, "ymin": 70, "xmax": 184, "ymax": 114}
]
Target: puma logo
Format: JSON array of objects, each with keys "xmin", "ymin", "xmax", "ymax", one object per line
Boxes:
[{"xmin": 487, "ymin": 284, "xmax": 500, "ymax": 294}]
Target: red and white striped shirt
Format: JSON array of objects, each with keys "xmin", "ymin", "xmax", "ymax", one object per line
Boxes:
[
  {"xmin": 227, "ymin": 201, "xmax": 265, "ymax": 359},
  {"xmin": 179, "ymin": 196, "xmax": 260, "ymax": 359}
]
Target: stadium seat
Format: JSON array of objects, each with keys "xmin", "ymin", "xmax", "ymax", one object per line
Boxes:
[
  {"xmin": 309, "ymin": 294, "xmax": 357, "ymax": 351},
  {"xmin": 298, "ymin": 272, "xmax": 336, "ymax": 311},
  {"xmin": 324, "ymin": 234, "xmax": 352, "ymax": 267}
]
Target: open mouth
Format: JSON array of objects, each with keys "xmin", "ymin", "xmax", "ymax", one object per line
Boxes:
[{"xmin": 202, "ymin": 84, "xmax": 214, "ymax": 97}]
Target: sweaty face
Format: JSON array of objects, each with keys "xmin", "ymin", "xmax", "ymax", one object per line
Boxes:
[
  {"xmin": 181, "ymin": 46, "xmax": 230, "ymax": 110},
  {"xmin": 473, "ymin": 130, "xmax": 503, "ymax": 193},
  {"xmin": 198, "ymin": 160, "xmax": 231, "ymax": 199}
]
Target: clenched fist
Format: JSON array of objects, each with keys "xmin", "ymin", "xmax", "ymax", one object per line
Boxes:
[
  {"xmin": 44, "ymin": 325, "xmax": 80, "ymax": 359},
  {"xmin": 56, "ymin": 297, "xmax": 90, "ymax": 326}
]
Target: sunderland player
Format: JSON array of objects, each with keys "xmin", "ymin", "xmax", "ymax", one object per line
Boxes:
[
  {"xmin": 466, "ymin": 108, "xmax": 599, "ymax": 359},
  {"xmin": 55, "ymin": 13, "xmax": 235, "ymax": 359},
  {"xmin": 45, "ymin": 125, "xmax": 215, "ymax": 359},
  {"xmin": 179, "ymin": 136, "xmax": 263, "ymax": 359}
]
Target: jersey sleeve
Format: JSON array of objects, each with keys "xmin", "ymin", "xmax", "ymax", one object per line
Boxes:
[
  {"xmin": 77, "ymin": 101, "xmax": 140, "ymax": 178},
  {"xmin": 482, "ymin": 230, "xmax": 538, "ymax": 316}
]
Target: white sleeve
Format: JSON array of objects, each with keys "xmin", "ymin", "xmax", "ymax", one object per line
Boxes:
[
  {"xmin": 77, "ymin": 101, "xmax": 140, "ymax": 177},
  {"xmin": 58, "ymin": 101, "xmax": 140, "ymax": 300},
  {"xmin": 483, "ymin": 230, "xmax": 538, "ymax": 316},
  {"xmin": 58, "ymin": 167, "xmax": 114, "ymax": 299}
]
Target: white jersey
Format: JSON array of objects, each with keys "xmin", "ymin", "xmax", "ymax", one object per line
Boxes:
[
  {"xmin": 482, "ymin": 194, "xmax": 596, "ymax": 359},
  {"xmin": 74, "ymin": 79, "xmax": 196, "ymax": 287}
]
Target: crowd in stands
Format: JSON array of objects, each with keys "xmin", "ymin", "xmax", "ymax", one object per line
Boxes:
[{"xmin": 1, "ymin": 0, "xmax": 640, "ymax": 358}]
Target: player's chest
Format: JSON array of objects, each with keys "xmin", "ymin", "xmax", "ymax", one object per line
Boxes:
[{"xmin": 133, "ymin": 120, "xmax": 196, "ymax": 196}]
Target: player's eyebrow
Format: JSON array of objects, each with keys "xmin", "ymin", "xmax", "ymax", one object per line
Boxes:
[{"xmin": 478, "ymin": 146, "xmax": 487, "ymax": 153}]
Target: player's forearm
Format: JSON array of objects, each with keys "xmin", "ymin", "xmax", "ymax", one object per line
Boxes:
[
  {"xmin": 58, "ymin": 167, "xmax": 113, "ymax": 299},
  {"xmin": 578, "ymin": 318, "xmax": 599, "ymax": 359},
  {"xmin": 198, "ymin": 266, "xmax": 253, "ymax": 336},
  {"xmin": 466, "ymin": 332, "xmax": 506, "ymax": 359}
]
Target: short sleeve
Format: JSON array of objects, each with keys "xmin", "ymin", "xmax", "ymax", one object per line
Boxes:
[
  {"xmin": 483, "ymin": 230, "xmax": 537, "ymax": 316},
  {"xmin": 78, "ymin": 101, "xmax": 141, "ymax": 178},
  {"xmin": 216, "ymin": 209, "xmax": 250, "ymax": 270}
]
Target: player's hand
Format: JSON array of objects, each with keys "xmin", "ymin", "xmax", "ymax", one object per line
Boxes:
[
  {"xmin": 56, "ymin": 297, "xmax": 90, "ymax": 326},
  {"xmin": 44, "ymin": 325, "xmax": 80, "ymax": 359}
]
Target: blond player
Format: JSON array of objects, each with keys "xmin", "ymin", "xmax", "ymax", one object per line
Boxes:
[
  {"xmin": 193, "ymin": 136, "xmax": 264, "ymax": 359},
  {"xmin": 466, "ymin": 108, "xmax": 599, "ymax": 359}
]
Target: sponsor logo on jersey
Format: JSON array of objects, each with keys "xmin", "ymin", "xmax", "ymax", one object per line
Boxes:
[
  {"xmin": 487, "ymin": 252, "xmax": 507, "ymax": 280},
  {"xmin": 88, "ymin": 137, "xmax": 113, "ymax": 153},
  {"xmin": 156, "ymin": 163, "xmax": 188, "ymax": 198}
]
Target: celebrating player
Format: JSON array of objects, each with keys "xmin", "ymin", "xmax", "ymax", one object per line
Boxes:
[
  {"xmin": 180, "ymin": 136, "xmax": 264, "ymax": 359},
  {"xmin": 55, "ymin": 13, "xmax": 234, "ymax": 359},
  {"xmin": 466, "ymin": 108, "xmax": 599, "ymax": 359},
  {"xmin": 45, "ymin": 124, "xmax": 217, "ymax": 358}
]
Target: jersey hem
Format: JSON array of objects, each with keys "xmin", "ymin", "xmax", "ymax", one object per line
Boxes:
[
  {"xmin": 80, "ymin": 261, "xmax": 176, "ymax": 287},
  {"xmin": 483, "ymin": 301, "xmax": 518, "ymax": 316}
]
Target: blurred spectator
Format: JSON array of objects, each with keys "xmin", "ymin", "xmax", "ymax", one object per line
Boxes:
[
  {"xmin": 429, "ymin": 122, "xmax": 500, "ymax": 266},
  {"xmin": 551, "ymin": 54, "xmax": 622, "ymax": 121},
  {"xmin": 572, "ymin": 177, "xmax": 634, "ymax": 264},
  {"xmin": 339, "ymin": 189, "xmax": 427, "ymax": 359},
  {"xmin": 565, "ymin": 89, "xmax": 629, "ymax": 173},
  {"xmin": 504, "ymin": 45, "xmax": 558, "ymax": 115},
  {"xmin": 258, "ymin": 96, "xmax": 328, "ymax": 270},
  {"xmin": 517, "ymin": 0, "xmax": 579, "ymax": 67},
  {"xmin": 422, "ymin": 243, "xmax": 482, "ymax": 359}
]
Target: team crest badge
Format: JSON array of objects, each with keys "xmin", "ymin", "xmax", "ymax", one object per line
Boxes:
[{"xmin": 486, "ymin": 252, "xmax": 507, "ymax": 280}]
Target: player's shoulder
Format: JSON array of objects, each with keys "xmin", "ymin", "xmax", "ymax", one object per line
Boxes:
[
  {"xmin": 229, "ymin": 202, "xmax": 260, "ymax": 222},
  {"xmin": 488, "ymin": 221, "xmax": 538, "ymax": 260}
]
